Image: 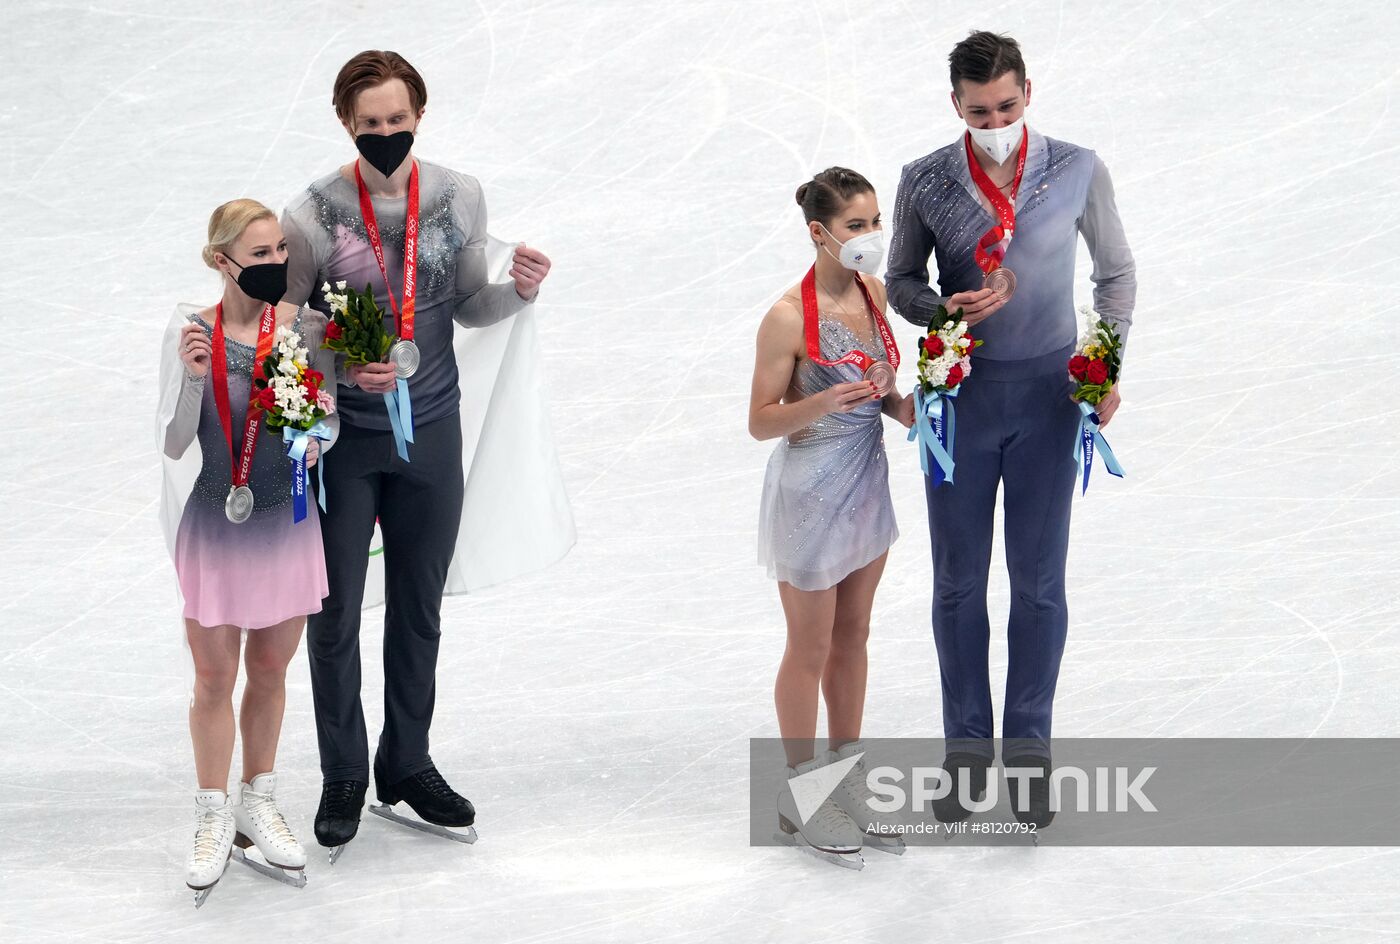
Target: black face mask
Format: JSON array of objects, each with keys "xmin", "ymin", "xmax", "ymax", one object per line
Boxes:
[
  {"xmin": 355, "ymin": 130, "xmax": 415, "ymax": 178},
  {"xmin": 224, "ymin": 255, "xmax": 288, "ymax": 306}
]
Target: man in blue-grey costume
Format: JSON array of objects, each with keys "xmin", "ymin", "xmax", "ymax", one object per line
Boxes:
[{"xmin": 884, "ymin": 30, "xmax": 1136, "ymax": 828}]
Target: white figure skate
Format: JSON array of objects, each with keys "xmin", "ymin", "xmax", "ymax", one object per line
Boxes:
[
  {"xmin": 232, "ymin": 772, "xmax": 308, "ymax": 889},
  {"xmin": 829, "ymin": 742, "xmax": 906, "ymax": 855},
  {"xmin": 774, "ymin": 755, "xmax": 865, "ymax": 870},
  {"xmin": 186, "ymin": 789, "xmax": 235, "ymax": 908}
]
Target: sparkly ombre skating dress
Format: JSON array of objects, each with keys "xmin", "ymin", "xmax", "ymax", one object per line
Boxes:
[
  {"xmin": 169, "ymin": 305, "xmax": 331, "ymax": 629},
  {"xmin": 758, "ymin": 314, "xmax": 898, "ymax": 591}
]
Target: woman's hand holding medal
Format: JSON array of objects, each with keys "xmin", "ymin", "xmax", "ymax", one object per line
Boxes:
[
  {"xmin": 180, "ymin": 322, "xmax": 213, "ymax": 378},
  {"xmin": 819, "ymin": 380, "xmax": 882, "ymax": 415}
]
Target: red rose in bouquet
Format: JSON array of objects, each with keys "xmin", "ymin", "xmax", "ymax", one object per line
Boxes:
[{"xmin": 1068, "ymin": 307, "xmax": 1123, "ymax": 406}]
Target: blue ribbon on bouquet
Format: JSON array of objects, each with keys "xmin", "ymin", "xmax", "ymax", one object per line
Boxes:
[
  {"xmin": 1073, "ymin": 400, "xmax": 1124, "ymax": 495},
  {"xmin": 908, "ymin": 386, "xmax": 958, "ymax": 486},
  {"xmin": 283, "ymin": 421, "xmax": 333, "ymax": 522},
  {"xmin": 384, "ymin": 378, "xmax": 415, "ymax": 462}
]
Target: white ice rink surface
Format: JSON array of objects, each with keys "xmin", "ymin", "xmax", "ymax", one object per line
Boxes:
[{"xmin": 3, "ymin": 1, "xmax": 1400, "ymax": 940}]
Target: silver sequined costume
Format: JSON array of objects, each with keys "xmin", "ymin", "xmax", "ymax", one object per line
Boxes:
[{"xmin": 758, "ymin": 315, "xmax": 898, "ymax": 591}]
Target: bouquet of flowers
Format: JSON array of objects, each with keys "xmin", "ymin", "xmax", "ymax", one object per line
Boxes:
[
  {"xmin": 916, "ymin": 307, "xmax": 983, "ymax": 396},
  {"xmin": 321, "ymin": 280, "xmax": 413, "ymax": 461},
  {"xmin": 1068, "ymin": 305, "xmax": 1123, "ymax": 406},
  {"xmin": 1067, "ymin": 306, "xmax": 1125, "ymax": 493},
  {"xmin": 909, "ymin": 306, "xmax": 984, "ymax": 486},
  {"xmin": 321, "ymin": 280, "xmax": 395, "ymax": 366},
  {"xmin": 256, "ymin": 325, "xmax": 335, "ymax": 522}
]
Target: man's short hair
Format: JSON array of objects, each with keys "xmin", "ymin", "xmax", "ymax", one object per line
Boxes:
[
  {"xmin": 949, "ymin": 31, "xmax": 1026, "ymax": 97},
  {"xmin": 332, "ymin": 50, "xmax": 428, "ymax": 129}
]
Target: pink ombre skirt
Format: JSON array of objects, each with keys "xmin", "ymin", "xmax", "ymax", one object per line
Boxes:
[{"xmin": 175, "ymin": 493, "xmax": 329, "ymax": 630}]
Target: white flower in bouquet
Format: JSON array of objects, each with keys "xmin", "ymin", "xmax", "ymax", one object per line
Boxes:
[
  {"xmin": 915, "ymin": 306, "xmax": 984, "ymax": 394},
  {"xmin": 322, "ymin": 284, "xmax": 350, "ymax": 317}
]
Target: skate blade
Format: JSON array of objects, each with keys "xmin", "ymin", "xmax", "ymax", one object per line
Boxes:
[
  {"xmin": 772, "ymin": 830, "xmax": 865, "ymax": 871},
  {"xmin": 863, "ymin": 833, "xmax": 906, "ymax": 855},
  {"xmin": 327, "ymin": 844, "xmax": 346, "ymax": 865},
  {"xmin": 231, "ymin": 847, "xmax": 308, "ymax": 888},
  {"xmin": 369, "ymin": 803, "xmax": 479, "ymax": 844}
]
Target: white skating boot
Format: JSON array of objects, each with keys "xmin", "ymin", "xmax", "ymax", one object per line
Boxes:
[
  {"xmin": 232, "ymin": 772, "xmax": 307, "ymax": 888},
  {"xmin": 186, "ymin": 789, "xmax": 235, "ymax": 907},
  {"xmin": 829, "ymin": 742, "xmax": 906, "ymax": 855},
  {"xmin": 775, "ymin": 755, "xmax": 865, "ymax": 870}
]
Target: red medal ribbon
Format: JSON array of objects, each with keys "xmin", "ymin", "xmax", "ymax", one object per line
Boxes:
[
  {"xmin": 965, "ymin": 126, "xmax": 1029, "ymax": 276},
  {"xmin": 211, "ymin": 301, "xmax": 277, "ymax": 489},
  {"xmin": 355, "ymin": 159, "xmax": 419, "ymax": 342},
  {"xmin": 800, "ymin": 266, "xmax": 900, "ymax": 372}
]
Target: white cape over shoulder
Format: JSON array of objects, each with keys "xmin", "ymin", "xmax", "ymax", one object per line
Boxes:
[{"xmin": 363, "ymin": 233, "xmax": 575, "ymax": 606}]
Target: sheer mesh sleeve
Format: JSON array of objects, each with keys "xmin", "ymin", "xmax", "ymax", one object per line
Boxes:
[
  {"xmin": 282, "ymin": 193, "xmax": 330, "ymax": 309},
  {"xmin": 448, "ymin": 171, "xmax": 529, "ymax": 328}
]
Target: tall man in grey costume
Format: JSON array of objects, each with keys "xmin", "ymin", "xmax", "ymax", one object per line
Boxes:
[
  {"xmin": 885, "ymin": 31, "xmax": 1135, "ymax": 827},
  {"xmin": 282, "ymin": 50, "xmax": 553, "ymax": 855}
]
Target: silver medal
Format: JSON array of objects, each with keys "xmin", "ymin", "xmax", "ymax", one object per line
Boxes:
[
  {"xmin": 225, "ymin": 485, "xmax": 254, "ymax": 524},
  {"xmin": 389, "ymin": 339, "xmax": 420, "ymax": 379}
]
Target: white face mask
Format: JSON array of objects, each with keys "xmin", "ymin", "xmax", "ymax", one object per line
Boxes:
[
  {"xmin": 966, "ymin": 116, "xmax": 1026, "ymax": 164},
  {"xmin": 820, "ymin": 224, "xmax": 884, "ymax": 275}
]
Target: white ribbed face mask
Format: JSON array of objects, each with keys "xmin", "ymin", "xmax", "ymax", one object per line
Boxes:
[
  {"xmin": 967, "ymin": 116, "xmax": 1025, "ymax": 163},
  {"xmin": 820, "ymin": 225, "xmax": 885, "ymax": 275}
]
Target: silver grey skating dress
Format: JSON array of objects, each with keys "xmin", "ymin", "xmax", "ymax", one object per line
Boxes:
[{"xmin": 757, "ymin": 313, "xmax": 899, "ymax": 591}]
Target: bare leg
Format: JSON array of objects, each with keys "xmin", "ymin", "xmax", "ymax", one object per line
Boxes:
[
  {"xmin": 185, "ymin": 620, "xmax": 241, "ymax": 791},
  {"xmin": 825, "ymin": 552, "xmax": 888, "ymax": 750},
  {"xmin": 239, "ymin": 616, "xmax": 306, "ymax": 783},
  {"xmin": 774, "ymin": 582, "xmax": 838, "ymax": 768}
]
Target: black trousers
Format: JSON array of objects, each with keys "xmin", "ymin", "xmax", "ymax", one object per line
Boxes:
[{"xmin": 308, "ymin": 412, "xmax": 464, "ymax": 784}]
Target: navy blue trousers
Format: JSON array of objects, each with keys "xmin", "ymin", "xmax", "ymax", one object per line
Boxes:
[{"xmin": 924, "ymin": 343, "xmax": 1079, "ymax": 762}]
